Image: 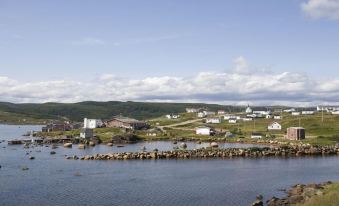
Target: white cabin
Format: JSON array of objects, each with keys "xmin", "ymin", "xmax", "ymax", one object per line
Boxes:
[
  {"xmin": 274, "ymin": 116, "xmax": 282, "ymax": 120},
  {"xmin": 84, "ymin": 118, "xmax": 103, "ymax": 129},
  {"xmin": 268, "ymin": 122, "xmax": 282, "ymax": 131},
  {"xmin": 228, "ymin": 118, "xmax": 237, "ymax": 124},
  {"xmin": 206, "ymin": 118, "xmax": 221, "ymax": 124},
  {"xmin": 291, "ymin": 112, "xmax": 301, "ymax": 116},
  {"xmin": 196, "ymin": 127, "xmax": 212, "ymax": 135}
]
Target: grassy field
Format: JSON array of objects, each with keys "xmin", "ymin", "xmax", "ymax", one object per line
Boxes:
[
  {"xmin": 298, "ymin": 183, "xmax": 339, "ymax": 206},
  {"xmin": 161, "ymin": 112, "xmax": 339, "ymax": 145}
]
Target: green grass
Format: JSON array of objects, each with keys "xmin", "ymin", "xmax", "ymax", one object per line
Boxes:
[{"xmin": 298, "ymin": 183, "xmax": 339, "ymax": 206}]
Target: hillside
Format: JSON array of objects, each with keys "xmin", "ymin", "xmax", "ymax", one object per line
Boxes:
[{"xmin": 0, "ymin": 101, "xmax": 243, "ymax": 124}]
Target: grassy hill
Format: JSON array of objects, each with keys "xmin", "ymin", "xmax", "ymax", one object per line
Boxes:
[{"xmin": 0, "ymin": 101, "xmax": 243, "ymax": 124}]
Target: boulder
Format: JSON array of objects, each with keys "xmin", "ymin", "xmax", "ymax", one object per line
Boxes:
[
  {"xmin": 180, "ymin": 143, "xmax": 187, "ymax": 149},
  {"xmin": 50, "ymin": 151, "xmax": 56, "ymax": 155},
  {"xmin": 107, "ymin": 143, "xmax": 113, "ymax": 147},
  {"xmin": 63, "ymin": 143, "xmax": 72, "ymax": 148},
  {"xmin": 210, "ymin": 142, "xmax": 219, "ymax": 148},
  {"xmin": 78, "ymin": 144, "xmax": 86, "ymax": 149},
  {"xmin": 29, "ymin": 156, "xmax": 35, "ymax": 160},
  {"xmin": 89, "ymin": 141, "xmax": 95, "ymax": 147}
]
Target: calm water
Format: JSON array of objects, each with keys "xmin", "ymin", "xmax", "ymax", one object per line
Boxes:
[{"xmin": 1, "ymin": 125, "xmax": 339, "ymax": 206}]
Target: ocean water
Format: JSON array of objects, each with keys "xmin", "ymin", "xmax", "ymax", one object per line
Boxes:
[{"xmin": 1, "ymin": 125, "xmax": 339, "ymax": 206}]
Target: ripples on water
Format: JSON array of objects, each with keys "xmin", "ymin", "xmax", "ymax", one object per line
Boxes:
[{"xmin": 1, "ymin": 125, "xmax": 339, "ymax": 206}]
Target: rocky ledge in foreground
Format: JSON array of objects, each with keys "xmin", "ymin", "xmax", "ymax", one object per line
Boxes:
[
  {"xmin": 67, "ymin": 145, "xmax": 339, "ymax": 161},
  {"xmin": 251, "ymin": 181, "xmax": 334, "ymax": 206}
]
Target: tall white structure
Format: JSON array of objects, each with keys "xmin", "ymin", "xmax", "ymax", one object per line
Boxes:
[
  {"xmin": 84, "ymin": 118, "xmax": 103, "ymax": 129},
  {"xmin": 245, "ymin": 105, "xmax": 252, "ymax": 113}
]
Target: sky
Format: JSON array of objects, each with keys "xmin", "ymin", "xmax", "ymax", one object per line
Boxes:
[{"xmin": 1, "ymin": 0, "xmax": 339, "ymax": 105}]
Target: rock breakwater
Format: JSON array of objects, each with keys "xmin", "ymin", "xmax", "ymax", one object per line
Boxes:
[{"xmin": 66, "ymin": 145, "xmax": 339, "ymax": 161}]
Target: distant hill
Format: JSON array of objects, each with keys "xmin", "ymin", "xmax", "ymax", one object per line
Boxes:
[{"xmin": 0, "ymin": 101, "xmax": 244, "ymax": 123}]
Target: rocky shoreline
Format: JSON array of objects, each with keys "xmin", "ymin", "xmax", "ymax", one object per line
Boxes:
[
  {"xmin": 251, "ymin": 181, "xmax": 334, "ymax": 206},
  {"xmin": 65, "ymin": 145, "xmax": 339, "ymax": 161}
]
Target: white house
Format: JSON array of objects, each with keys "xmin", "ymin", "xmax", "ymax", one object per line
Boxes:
[
  {"xmin": 302, "ymin": 111, "xmax": 315, "ymax": 115},
  {"xmin": 274, "ymin": 115, "xmax": 282, "ymax": 120},
  {"xmin": 206, "ymin": 118, "xmax": 221, "ymax": 124},
  {"xmin": 251, "ymin": 133, "xmax": 263, "ymax": 139},
  {"xmin": 247, "ymin": 114, "xmax": 257, "ymax": 118},
  {"xmin": 196, "ymin": 127, "xmax": 212, "ymax": 135},
  {"xmin": 284, "ymin": 108, "xmax": 296, "ymax": 113},
  {"xmin": 332, "ymin": 111, "xmax": 339, "ymax": 115},
  {"xmin": 217, "ymin": 110, "xmax": 226, "ymax": 115},
  {"xmin": 198, "ymin": 112, "xmax": 206, "ymax": 118},
  {"xmin": 228, "ymin": 118, "xmax": 237, "ymax": 124},
  {"xmin": 268, "ymin": 122, "xmax": 282, "ymax": 131},
  {"xmin": 246, "ymin": 105, "xmax": 253, "ymax": 113},
  {"xmin": 253, "ymin": 111, "xmax": 272, "ymax": 115},
  {"xmin": 291, "ymin": 112, "xmax": 301, "ymax": 116},
  {"xmin": 203, "ymin": 111, "xmax": 215, "ymax": 116},
  {"xmin": 266, "ymin": 114, "xmax": 273, "ymax": 119},
  {"xmin": 84, "ymin": 118, "xmax": 103, "ymax": 129}
]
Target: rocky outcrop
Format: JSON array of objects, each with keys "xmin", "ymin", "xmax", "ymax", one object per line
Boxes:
[
  {"xmin": 266, "ymin": 182, "xmax": 332, "ymax": 206},
  {"xmin": 70, "ymin": 145, "xmax": 339, "ymax": 161}
]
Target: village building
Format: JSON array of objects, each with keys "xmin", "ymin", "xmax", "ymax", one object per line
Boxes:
[
  {"xmin": 286, "ymin": 127, "xmax": 305, "ymax": 140},
  {"xmin": 317, "ymin": 105, "xmax": 339, "ymax": 112},
  {"xmin": 84, "ymin": 118, "xmax": 103, "ymax": 129},
  {"xmin": 196, "ymin": 126, "xmax": 212, "ymax": 135},
  {"xmin": 274, "ymin": 115, "xmax": 282, "ymax": 120},
  {"xmin": 224, "ymin": 115, "xmax": 239, "ymax": 120},
  {"xmin": 80, "ymin": 128, "xmax": 93, "ymax": 139},
  {"xmin": 268, "ymin": 122, "xmax": 282, "ymax": 131},
  {"xmin": 253, "ymin": 111, "xmax": 272, "ymax": 115},
  {"xmin": 245, "ymin": 105, "xmax": 253, "ymax": 113},
  {"xmin": 42, "ymin": 123, "xmax": 72, "ymax": 132},
  {"xmin": 228, "ymin": 118, "xmax": 237, "ymax": 124},
  {"xmin": 247, "ymin": 114, "xmax": 257, "ymax": 118},
  {"xmin": 284, "ymin": 108, "xmax": 296, "ymax": 113},
  {"xmin": 332, "ymin": 111, "xmax": 339, "ymax": 115},
  {"xmin": 302, "ymin": 111, "xmax": 315, "ymax": 115},
  {"xmin": 206, "ymin": 118, "xmax": 221, "ymax": 124},
  {"xmin": 105, "ymin": 116, "xmax": 147, "ymax": 130},
  {"xmin": 251, "ymin": 132, "xmax": 263, "ymax": 139},
  {"xmin": 217, "ymin": 110, "xmax": 226, "ymax": 115},
  {"xmin": 266, "ymin": 114, "xmax": 273, "ymax": 119},
  {"xmin": 165, "ymin": 114, "xmax": 180, "ymax": 119},
  {"xmin": 197, "ymin": 112, "xmax": 206, "ymax": 118},
  {"xmin": 242, "ymin": 117, "xmax": 253, "ymax": 121},
  {"xmin": 203, "ymin": 111, "xmax": 216, "ymax": 116},
  {"xmin": 186, "ymin": 108, "xmax": 199, "ymax": 113},
  {"xmin": 291, "ymin": 112, "xmax": 301, "ymax": 116}
]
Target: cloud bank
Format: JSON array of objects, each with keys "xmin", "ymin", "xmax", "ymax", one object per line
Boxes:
[
  {"xmin": 302, "ymin": 0, "xmax": 339, "ymax": 20},
  {"xmin": 1, "ymin": 57, "xmax": 339, "ymax": 106}
]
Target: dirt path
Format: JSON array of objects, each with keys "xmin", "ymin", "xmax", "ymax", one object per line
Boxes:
[{"xmin": 157, "ymin": 119, "xmax": 202, "ymax": 131}]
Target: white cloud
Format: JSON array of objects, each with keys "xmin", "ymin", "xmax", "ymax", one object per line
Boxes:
[
  {"xmin": 301, "ymin": 0, "xmax": 339, "ymax": 20},
  {"xmin": 1, "ymin": 57, "xmax": 339, "ymax": 106}
]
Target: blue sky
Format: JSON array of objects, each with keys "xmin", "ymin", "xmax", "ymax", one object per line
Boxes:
[{"xmin": 1, "ymin": 0, "xmax": 339, "ymax": 104}]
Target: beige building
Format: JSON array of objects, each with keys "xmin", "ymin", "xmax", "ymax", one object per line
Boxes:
[{"xmin": 286, "ymin": 127, "xmax": 305, "ymax": 140}]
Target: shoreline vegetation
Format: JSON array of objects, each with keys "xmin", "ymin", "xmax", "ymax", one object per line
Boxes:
[{"xmin": 251, "ymin": 181, "xmax": 339, "ymax": 206}]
